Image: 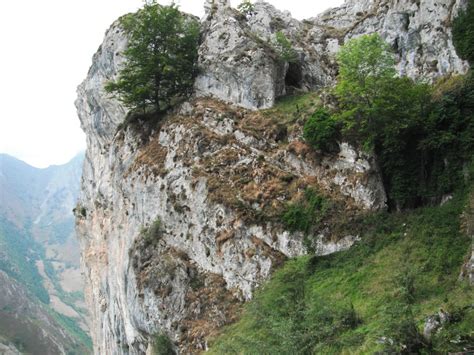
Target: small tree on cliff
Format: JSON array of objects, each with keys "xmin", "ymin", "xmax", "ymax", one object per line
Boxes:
[
  {"xmin": 334, "ymin": 33, "xmax": 397, "ymax": 148},
  {"xmin": 334, "ymin": 34, "xmax": 431, "ymax": 208},
  {"xmin": 105, "ymin": 1, "xmax": 200, "ymax": 114}
]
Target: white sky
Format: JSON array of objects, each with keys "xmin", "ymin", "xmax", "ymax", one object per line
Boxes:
[{"xmin": 0, "ymin": 0, "xmax": 343, "ymax": 168}]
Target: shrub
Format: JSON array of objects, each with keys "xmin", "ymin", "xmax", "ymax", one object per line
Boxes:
[
  {"xmin": 282, "ymin": 188, "xmax": 327, "ymax": 234},
  {"xmin": 153, "ymin": 333, "xmax": 175, "ymax": 355},
  {"xmin": 275, "ymin": 31, "xmax": 298, "ymax": 63},
  {"xmin": 395, "ymin": 269, "xmax": 416, "ymax": 305},
  {"xmin": 73, "ymin": 205, "xmax": 87, "ymax": 218},
  {"xmin": 237, "ymin": 0, "xmax": 254, "ymax": 15},
  {"xmin": 141, "ymin": 218, "xmax": 162, "ymax": 244},
  {"xmin": 303, "ymin": 108, "xmax": 340, "ymax": 152},
  {"xmin": 381, "ymin": 305, "xmax": 427, "ymax": 354}
]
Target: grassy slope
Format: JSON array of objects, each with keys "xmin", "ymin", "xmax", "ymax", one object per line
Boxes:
[
  {"xmin": 0, "ymin": 217, "xmax": 50, "ymax": 303},
  {"xmin": 209, "ymin": 188, "xmax": 474, "ymax": 354}
]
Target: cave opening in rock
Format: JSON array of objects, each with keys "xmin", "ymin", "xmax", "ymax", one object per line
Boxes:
[{"xmin": 285, "ymin": 62, "xmax": 303, "ymax": 91}]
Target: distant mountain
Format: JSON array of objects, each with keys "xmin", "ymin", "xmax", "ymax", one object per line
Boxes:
[{"xmin": 0, "ymin": 153, "xmax": 91, "ymax": 354}]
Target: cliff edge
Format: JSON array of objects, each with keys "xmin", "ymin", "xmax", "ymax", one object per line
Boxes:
[{"xmin": 75, "ymin": 0, "xmax": 468, "ymax": 353}]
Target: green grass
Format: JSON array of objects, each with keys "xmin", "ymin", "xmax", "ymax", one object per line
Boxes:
[
  {"xmin": 263, "ymin": 92, "xmax": 321, "ymax": 124},
  {"xmin": 208, "ymin": 189, "xmax": 474, "ymax": 354}
]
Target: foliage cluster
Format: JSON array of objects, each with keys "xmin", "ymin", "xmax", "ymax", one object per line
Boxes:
[
  {"xmin": 303, "ymin": 32, "xmax": 474, "ymax": 210},
  {"xmin": 452, "ymin": 0, "xmax": 474, "ymax": 66},
  {"xmin": 237, "ymin": 0, "xmax": 254, "ymax": 16},
  {"xmin": 141, "ymin": 218, "xmax": 162, "ymax": 244},
  {"xmin": 105, "ymin": 2, "xmax": 199, "ymax": 114},
  {"xmin": 153, "ymin": 333, "xmax": 175, "ymax": 355},
  {"xmin": 275, "ymin": 31, "xmax": 298, "ymax": 63},
  {"xmin": 282, "ymin": 188, "xmax": 328, "ymax": 234},
  {"xmin": 302, "ymin": 108, "xmax": 340, "ymax": 152},
  {"xmin": 209, "ymin": 190, "xmax": 474, "ymax": 353}
]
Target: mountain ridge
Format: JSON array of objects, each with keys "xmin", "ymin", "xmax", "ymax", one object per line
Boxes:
[{"xmin": 0, "ymin": 152, "xmax": 91, "ymax": 353}]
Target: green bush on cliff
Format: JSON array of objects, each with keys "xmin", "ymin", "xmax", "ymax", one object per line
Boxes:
[
  {"xmin": 237, "ymin": 0, "xmax": 254, "ymax": 15},
  {"xmin": 282, "ymin": 188, "xmax": 328, "ymax": 234},
  {"xmin": 303, "ymin": 108, "xmax": 340, "ymax": 152},
  {"xmin": 303, "ymin": 33, "xmax": 474, "ymax": 209},
  {"xmin": 275, "ymin": 31, "xmax": 298, "ymax": 63},
  {"xmin": 141, "ymin": 218, "xmax": 162, "ymax": 244},
  {"xmin": 153, "ymin": 333, "xmax": 175, "ymax": 355},
  {"xmin": 105, "ymin": 2, "xmax": 199, "ymax": 114}
]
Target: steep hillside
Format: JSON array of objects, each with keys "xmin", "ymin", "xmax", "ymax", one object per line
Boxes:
[
  {"xmin": 209, "ymin": 188, "xmax": 474, "ymax": 353},
  {"xmin": 0, "ymin": 270, "xmax": 88, "ymax": 354},
  {"xmin": 75, "ymin": 0, "xmax": 471, "ymax": 353},
  {"xmin": 0, "ymin": 154, "xmax": 91, "ymax": 353}
]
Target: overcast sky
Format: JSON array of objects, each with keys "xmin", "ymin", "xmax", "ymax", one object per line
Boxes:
[{"xmin": 0, "ymin": 0, "xmax": 344, "ymax": 168}]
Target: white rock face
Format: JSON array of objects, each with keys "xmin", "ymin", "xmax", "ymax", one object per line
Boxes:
[
  {"xmin": 76, "ymin": 23, "xmax": 385, "ymax": 353},
  {"xmin": 310, "ymin": 0, "xmax": 469, "ymax": 81},
  {"xmin": 195, "ymin": 0, "xmax": 468, "ymax": 110},
  {"xmin": 76, "ymin": 91, "xmax": 384, "ymax": 353},
  {"xmin": 195, "ymin": 4, "xmax": 287, "ymax": 109},
  {"xmin": 76, "ymin": 0, "xmax": 468, "ymax": 353}
]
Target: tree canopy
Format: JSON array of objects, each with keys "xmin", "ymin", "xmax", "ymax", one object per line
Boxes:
[
  {"xmin": 334, "ymin": 34, "xmax": 400, "ymax": 148},
  {"xmin": 322, "ymin": 32, "xmax": 473, "ymax": 209},
  {"xmin": 105, "ymin": 1, "xmax": 200, "ymax": 114},
  {"xmin": 452, "ymin": 0, "xmax": 474, "ymax": 66}
]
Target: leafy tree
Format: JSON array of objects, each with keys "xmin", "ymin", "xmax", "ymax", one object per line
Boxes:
[
  {"xmin": 334, "ymin": 34, "xmax": 433, "ymax": 208},
  {"xmin": 105, "ymin": 1, "xmax": 200, "ymax": 114},
  {"xmin": 334, "ymin": 34, "xmax": 397, "ymax": 149},
  {"xmin": 332, "ymin": 32, "xmax": 474, "ymax": 209},
  {"xmin": 421, "ymin": 73, "xmax": 474, "ymax": 197},
  {"xmin": 452, "ymin": 0, "xmax": 474, "ymax": 66}
]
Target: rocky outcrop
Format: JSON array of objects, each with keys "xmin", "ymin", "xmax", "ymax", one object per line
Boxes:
[
  {"xmin": 0, "ymin": 341, "xmax": 21, "ymax": 355},
  {"xmin": 195, "ymin": 0, "xmax": 332, "ymax": 109},
  {"xmin": 76, "ymin": 93, "xmax": 385, "ymax": 353},
  {"xmin": 195, "ymin": 0, "xmax": 469, "ymax": 110},
  {"xmin": 423, "ymin": 309, "xmax": 450, "ymax": 340},
  {"xmin": 195, "ymin": 1, "xmax": 287, "ymax": 109},
  {"xmin": 76, "ymin": 18, "xmax": 386, "ymax": 353},
  {"xmin": 76, "ymin": 0, "xmax": 469, "ymax": 353},
  {"xmin": 310, "ymin": 0, "xmax": 469, "ymax": 81}
]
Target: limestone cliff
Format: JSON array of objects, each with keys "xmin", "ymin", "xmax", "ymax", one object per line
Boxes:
[
  {"xmin": 75, "ymin": 0, "xmax": 468, "ymax": 353},
  {"xmin": 195, "ymin": 0, "xmax": 469, "ymax": 109}
]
